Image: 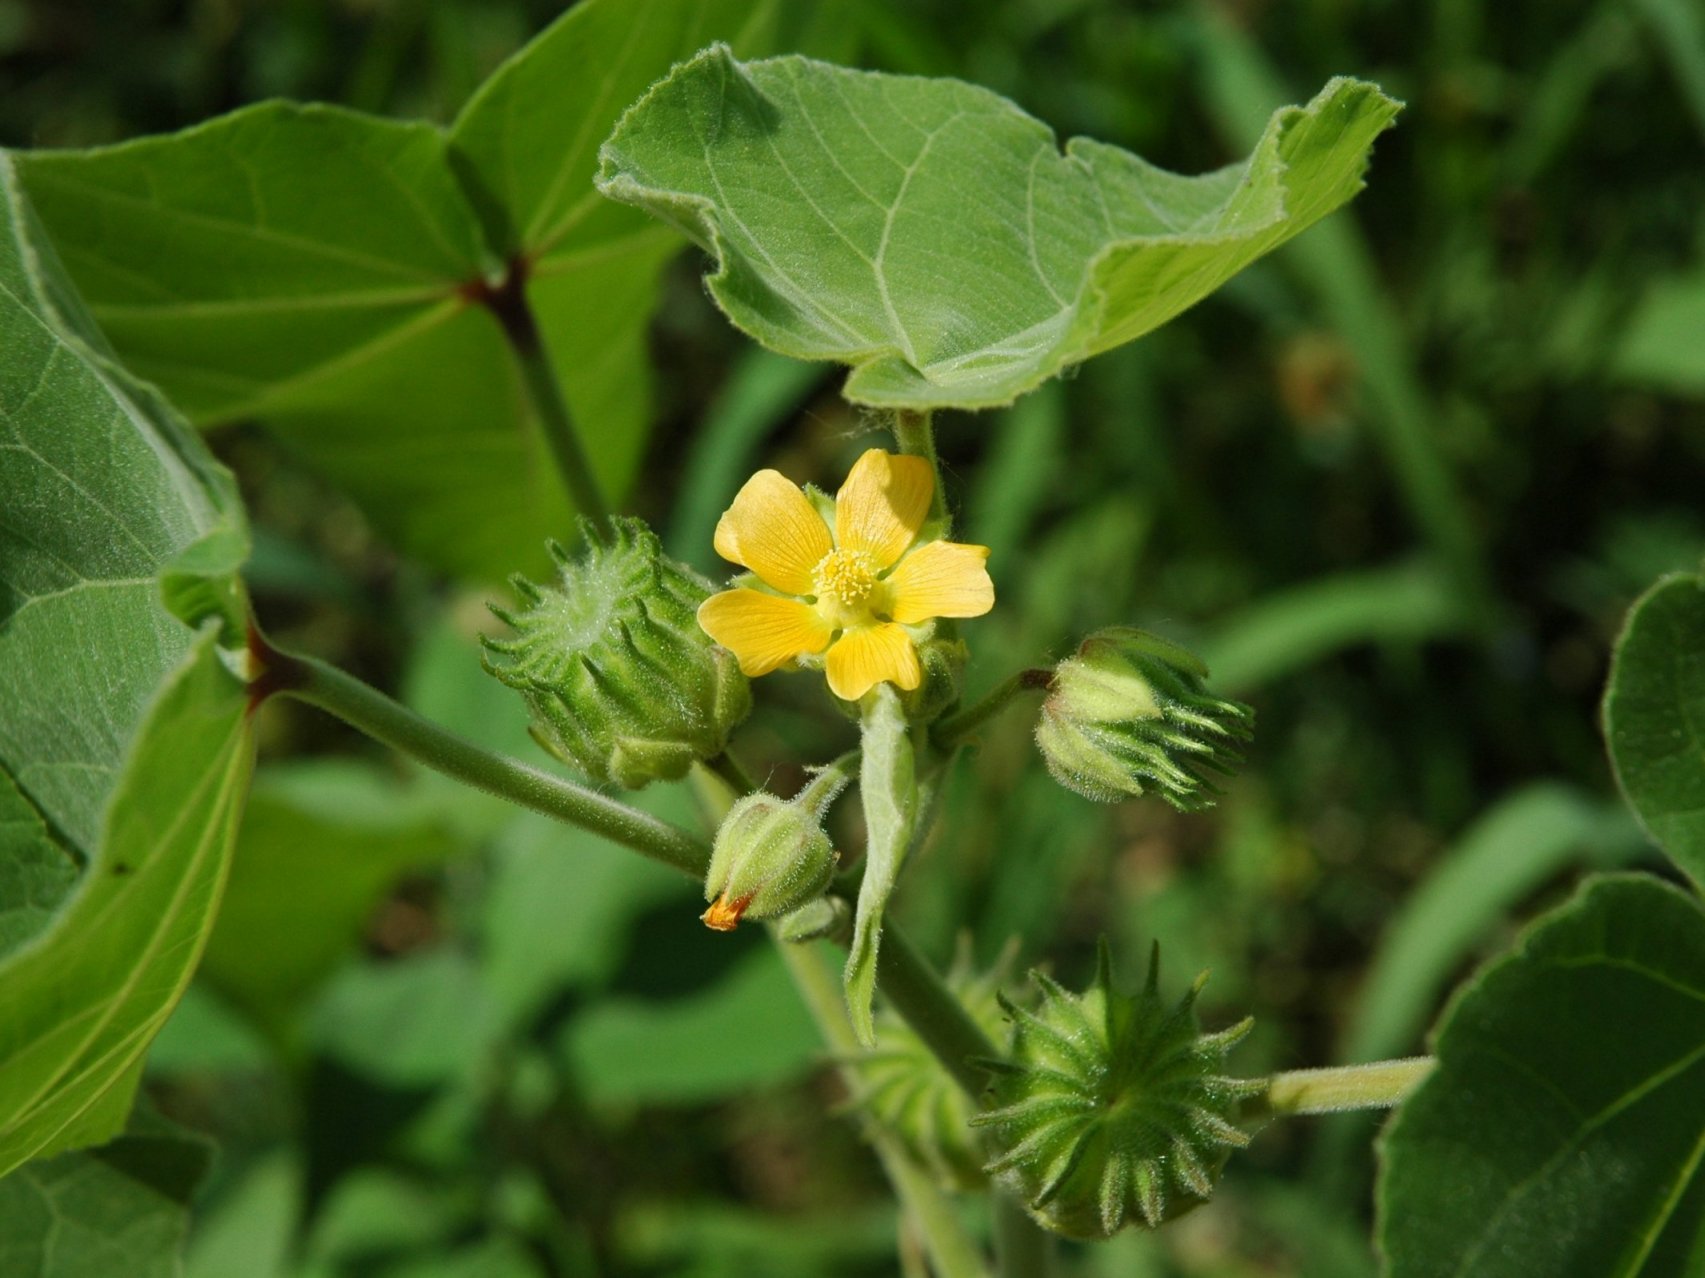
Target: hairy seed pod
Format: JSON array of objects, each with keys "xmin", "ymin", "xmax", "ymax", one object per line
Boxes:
[
  {"xmin": 855, "ymin": 939, "xmax": 1017, "ymax": 1190},
  {"xmin": 1036, "ymin": 628, "xmax": 1253, "ymax": 811},
  {"xmin": 483, "ymin": 518, "xmax": 750, "ymax": 789},
  {"xmin": 974, "ymin": 940, "xmax": 1263, "ymax": 1239}
]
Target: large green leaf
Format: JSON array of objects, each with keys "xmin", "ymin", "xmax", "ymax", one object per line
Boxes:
[
  {"xmin": 0, "ymin": 157, "xmax": 252, "ymax": 1174},
  {"xmin": 16, "ymin": 0, "xmax": 778, "ymax": 583},
  {"xmin": 0, "ymin": 771, "xmax": 78, "ymax": 961},
  {"xmin": 1604, "ymin": 572, "xmax": 1705, "ymax": 888},
  {"xmin": 1379, "ymin": 875, "xmax": 1705, "ymax": 1278},
  {"xmin": 0, "ymin": 1111, "xmax": 212, "ymax": 1278},
  {"xmin": 597, "ymin": 47, "xmax": 1399, "ymax": 409}
]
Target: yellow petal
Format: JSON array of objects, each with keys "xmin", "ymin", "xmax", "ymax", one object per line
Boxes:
[
  {"xmin": 834, "ymin": 449, "xmax": 933, "ymax": 569},
  {"xmin": 884, "ymin": 540, "xmax": 995, "ymax": 624},
  {"xmin": 698, "ymin": 590, "xmax": 832, "ymax": 677},
  {"xmin": 713, "ymin": 469, "xmax": 833, "ymax": 594},
  {"xmin": 824, "ymin": 623, "xmax": 922, "ymax": 701}
]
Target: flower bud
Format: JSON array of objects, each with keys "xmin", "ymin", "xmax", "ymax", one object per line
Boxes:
[
  {"xmin": 702, "ymin": 789, "xmax": 841, "ymax": 931},
  {"xmin": 1036, "ymin": 628, "xmax": 1252, "ymax": 811},
  {"xmin": 483, "ymin": 518, "xmax": 751, "ymax": 789},
  {"xmin": 974, "ymin": 941, "xmax": 1262, "ymax": 1239},
  {"xmin": 857, "ymin": 940, "xmax": 1016, "ymax": 1190},
  {"xmin": 901, "ymin": 631, "xmax": 968, "ymax": 725}
]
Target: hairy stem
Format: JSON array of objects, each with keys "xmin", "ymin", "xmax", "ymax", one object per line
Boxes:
[
  {"xmin": 475, "ymin": 259, "xmax": 611, "ymax": 523},
  {"xmin": 704, "ymin": 750, "xmax": 758, "ymax": 799},
  {"xmin": 258, "ymin": 639, "xmax": 708, "ymax": 876},
  {"xmin": 933, "ymin": 668, "xmax": 1053, "ymax": 748},
  {"xmin": 1262, "ymin": 1057, "xmax": 1435, "ymax": 1116},
  {"xmin": 893, "ymin": 409, "xmax": 949, "ymax": 527},
  {"xmin": 992, "ymin": 1194, "xmax": 1052, "ymax": 1278},
  {"xmin": 875, "ymin": 926, "xmax": 1054, "ymax": 1276},
  {"xmin": 875, "ymin": 924, "xmax": 998, "ymax": 1097},
  {"xmin": 776, "ymin": 939, "xmax": 991, "ymax": 1278}
]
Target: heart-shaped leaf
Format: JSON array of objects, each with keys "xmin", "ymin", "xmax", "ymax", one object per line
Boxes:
[
  {"xmin": 597, "ymin": 47, "xmax": 1400, "ymax": 409},
  {"xmin": 0, "ymin": 158, "xmax": 252, "ymax": 1174},
  {"xmin": 1379, "ymin": 874, "xmax": 1705, "ymax": 1278},
  {"xmin": 1604, "ymin": 572, "xmax": 1705, "ymax": 889}
]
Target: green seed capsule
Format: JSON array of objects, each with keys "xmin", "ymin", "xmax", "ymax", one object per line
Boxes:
[
  {"xmin": 1036, "ymin": 628, "xmax": 1253, "ymax": 811},
  {"xmin": 974, "ymin": 940, "xmax": 1263, "ymax": 1239},
  {"xmin": 483, "ymin": 518, "xmax": 750, "ymax": 789}
]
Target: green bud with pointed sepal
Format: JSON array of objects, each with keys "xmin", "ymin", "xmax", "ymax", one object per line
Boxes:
[
  {"xmin": 1036, "ymin": 628, "xmax": 1252, "ymax": 811},
  {"xmin": 702, "ymin": 766, "xmax": 850, "ymax": 930},
  {"xmin": 973, "ymin": 940, "xmax": 1262, "ymax": 1239},
  {"xmin": 483, "ymin": 518, "xmax": 750, "ymax": 789}
]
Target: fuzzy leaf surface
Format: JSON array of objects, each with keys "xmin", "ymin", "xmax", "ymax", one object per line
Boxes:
[
  {"xmin": 0, "ymin": 159, "xmax": 251, "ymax": 1174},
  {"xmin": 598, "ymin": 47, "xmax": 1400, "ymax": 408},
  {"xmin": 1604, "ymin": 573, "xmax": 1705, "ymax": 888},
  {"xmin": 1379, "ymin": 875, "xmax": 1705, "ymax": 1278}
]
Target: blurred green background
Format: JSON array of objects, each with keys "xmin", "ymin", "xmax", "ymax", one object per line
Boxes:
[{"xmin": 5, "ymin": 0, "xmax": 1702, "ymax": 1274}]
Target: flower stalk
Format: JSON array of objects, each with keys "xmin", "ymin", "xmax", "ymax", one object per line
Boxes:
[
  {"xmin": 1260, "ymin": 1057, "xmax": 1435, "ymax": 1116},
  {"xmin": 255, "ymin": 637, "xmax": 709, "ymax": 876},
  {"xmin": 933, "ymin": 667, "xmax": 1054, "ymax": 747}
]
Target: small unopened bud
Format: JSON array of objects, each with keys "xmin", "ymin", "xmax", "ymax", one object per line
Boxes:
[
  {"xmin": 483, "ymin": 518, "xmax": 751, "ymax": 789},
  {"xmin": 702, "ymin": 776, "xmax": 846, "ymax": 930},
  {"xmin": 902, "ymin": 632, "xmax": 968, "ymax": 724},
  {"xmin": 974, "ymin": 941, "xmax": 1263, "ymax": 1239},
  {"xmin": 1036, "ymin": 628, "xmax": 1252, "ymax": 811}
]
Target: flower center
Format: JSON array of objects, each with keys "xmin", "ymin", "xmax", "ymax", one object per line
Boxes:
[{"xmin": 815, "ymin": 549, "xmax": 877, "ymax": 606}]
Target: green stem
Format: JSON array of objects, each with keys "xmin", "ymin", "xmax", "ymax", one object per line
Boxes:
[
  {"xmin": 933, "ymin": 668, "xmax": 1052, "ymax": 748},
  {"xmin": 893, "ymin": 409, "xmax": 950, "ymax": 526},
  {"xmin": 875, "ymin": 925, "xmax": 1053, "ymax": 1276},
  {"xmin": 992, "ymin": 1194, "xmax": 1052, "ymax": 1278},
  {"xmin": 261, "ymin": 641, "xmax": 708, "ymax": 876},
  {"xmin": 479, "ymin": 263, "xmax": 611, "ymax": 523},
  {"xmin": 704, "ymin": 750, "xmax": 758, "ymax": 799},
  {"xmin": 875, "ymin": 924, "xmax": 997, "ymax": 1097},
  {"xmin": 798, "ymin": 748, "xmax": 860, "ymax": 815},
  {"xmin": 775, "ymin": 937, "xmax": 990, "ymax": 1278},
  {"xmin": 1261, "ymin": 1057, "xmax": 1435, "ymax": 1116}
]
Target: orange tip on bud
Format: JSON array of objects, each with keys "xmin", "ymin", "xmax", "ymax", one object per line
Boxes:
[{"xmin": 701, "ymin": 893, "xmax": 750, "ymax": 931}]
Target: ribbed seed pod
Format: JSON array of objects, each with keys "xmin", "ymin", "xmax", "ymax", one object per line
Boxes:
[
  {"xmin": 1036, "ymin": 628, "xmax": 1253, "ymax": 811},
  {"xmin": 483, "ymin": 518, "xmax": 750, "ymax": 789},
  {"xmin": 974, "ymin": 941, "xmax": 1263, "ymax": 1239},
  {"xmin": 855, "ymin": 940, "xmax": 1017, "ymax": 1191}
]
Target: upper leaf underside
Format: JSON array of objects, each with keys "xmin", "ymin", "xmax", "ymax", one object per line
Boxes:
[
  {"xmin": 15, "ymin": 0, "xmax": 778, "ymax": 583},
  {"xmin": 0, "ymin": 158, "xmax": 253, "ymax": 1173},
  {"xmin": 597, "ymin": 46, "xmax": 1401, "ymax": 409}
]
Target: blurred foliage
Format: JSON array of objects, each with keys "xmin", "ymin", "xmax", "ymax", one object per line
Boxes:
[{"xmin": 5, "ymin": 0, "xmax": 1701, "ymax": 1273}]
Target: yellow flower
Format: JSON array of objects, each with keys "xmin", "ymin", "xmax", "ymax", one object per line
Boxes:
[{"xmin": 699, "ymin": 449, "xmax": 995, "ymax": 701}]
